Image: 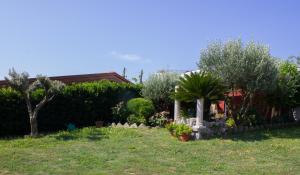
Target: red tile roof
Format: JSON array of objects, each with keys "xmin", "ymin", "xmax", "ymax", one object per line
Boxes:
[{"xmin": 0, "ymin": 72, "xmax": 131, "ymax": 87}]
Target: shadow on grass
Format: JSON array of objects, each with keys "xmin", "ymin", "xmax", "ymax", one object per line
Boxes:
[
  {"xmin": 219, "ymin": 126, "xmax": 300, "ymax": 142},
  {"xmin": 52, "ymin": 128, "xmax": 109, "ymax": 141}
]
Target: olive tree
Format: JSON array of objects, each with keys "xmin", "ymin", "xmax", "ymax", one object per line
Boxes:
[
  {"xmin": 5, "ymin": 69, "xmax": 65, "ymax": 136},
  {"xmin": 142, "ymin": 71, "xmax": 179, "ymax": 111},
  {"xmin": 198, "ymin": 39, "xmax": 278, "ymax": 123}
]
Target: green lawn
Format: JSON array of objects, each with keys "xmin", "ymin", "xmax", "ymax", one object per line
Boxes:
[{"xmin": 0, "ymin": 127, "xmax": 300, "ymax": 175}]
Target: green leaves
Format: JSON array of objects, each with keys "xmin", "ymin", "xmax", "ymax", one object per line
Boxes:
[
  {"xmin": 5, "ymin": 68, "xmax": 30, "ymax": 94},
  {"xmin": 142, "ymin": 71, "xmax": 179, "ymax": 110},
  {"xmin": 199, "ymin": 39, "xmax": 278, "ymax": 93},
  {"xmin": 173, "ymin": 71, "xmax": 225, "ymax": 102}
]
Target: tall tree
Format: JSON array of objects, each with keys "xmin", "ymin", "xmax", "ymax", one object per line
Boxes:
[
  {"xmin": 139, "ymin": 69, "xmax": 144, "ymax": 84},
  {"xmin": 122, "ymin": 67, "xmax": 127, "ymax": 78},
  {"xmin": 266, "ymin": 60, "xmax": 300, "ymax": 120},
  {"xmin": 5, "ymin": 69, "xmax": 65, "ymax": 136},
  {"xmin": 198, "ymin": 39, "xmax": 278, "ymax": 123}
]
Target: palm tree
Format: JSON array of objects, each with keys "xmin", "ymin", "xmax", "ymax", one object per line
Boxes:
[{"xmin": 173, "ymin": 71, "xmax": 225, "ymax": 127}]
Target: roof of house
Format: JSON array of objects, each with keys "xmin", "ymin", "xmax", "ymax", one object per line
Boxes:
[{"xmin": 0, "ymin": 72, "xmax": 131, "ymax": 87}]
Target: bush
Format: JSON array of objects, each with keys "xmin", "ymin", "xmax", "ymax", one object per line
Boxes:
[
  {"xmin": 0, "ymin": 80, "xmax": 141, "ymax": 136},
  {"xmin": 111, "ymin": 101, "xmax": 129, "ymax": 123},
  {"xmin": 127, "ymin": 114, "xmax": 146, "ymax": 125},
  {"xmin": 148, "ymin": 111, "xmax": 169, "ymax": 127},
  {"xmin": 142, "ymin": 71, "xmax": 179, "ymax": 112},
  {"xmin": 126, "ymin": 98, "xmax": 155, "ymax": 124},
  {"xmin": 225, "ymin": 117, "xmax": 236, "ymax": 128}
]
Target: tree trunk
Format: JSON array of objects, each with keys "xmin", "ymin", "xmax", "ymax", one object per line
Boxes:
[{"xmin": 30, "ymin": 114, "xmax": 38, "ymax": 137}]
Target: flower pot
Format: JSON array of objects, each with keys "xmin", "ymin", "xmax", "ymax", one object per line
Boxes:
[
  {"xmin": 95, "ymin": 121, "xmax": 104, "ymax": 128},
  {"xmin": 179, "ymin": 134, "xmax": 190, "ymax": 142}
]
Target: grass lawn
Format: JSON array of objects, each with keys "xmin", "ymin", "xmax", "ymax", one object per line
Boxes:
[{"xmin": 0, "ymin": 127, "xmax": 300, "ymax": 175}]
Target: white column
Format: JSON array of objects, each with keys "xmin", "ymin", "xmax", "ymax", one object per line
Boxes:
[
  {"xmin": 174, "ymin": 85, "xmax": 181, "ymax": 123},
  {"xmin": 196, "ymin": 98, "xmax": 204, "ymax": 127}
]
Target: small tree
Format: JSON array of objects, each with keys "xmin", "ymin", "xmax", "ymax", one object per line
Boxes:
[
  {"xmin": 198, "ymin": 39, "xmax": 278, "ymax": 123},
  {"xmin": 5, "ymin": 69, "xmax": 65, "ymax": 136},
  {"xmin": 173, "ymin": 72, "xmax": 225, "ymax": 122},
  {"xmin": 142, "ymin": 71, "xmax": 179, "ymax": 111},
  {"xmin": 266, "ymin": 60, "xmax": 300, "ymax": 120}
]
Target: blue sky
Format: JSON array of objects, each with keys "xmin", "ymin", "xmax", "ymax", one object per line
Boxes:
[{"xmin": 0, "ymin": 0, "xmax": 300, "ymax": 80}]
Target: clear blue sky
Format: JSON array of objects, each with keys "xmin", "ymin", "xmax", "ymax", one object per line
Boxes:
[{"xmin": 0, "ymin": 0, "xmax": 299, "ymax": 80}]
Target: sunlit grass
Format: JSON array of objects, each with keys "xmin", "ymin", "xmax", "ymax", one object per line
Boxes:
[{"xmin": 0, "ymin": 127, "xmax": 300, "ymax": 175}]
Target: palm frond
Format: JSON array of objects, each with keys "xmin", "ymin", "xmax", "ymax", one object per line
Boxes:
[{"xmin": 173, "ymin": 71, "xmax": 225, "ymax": 102}]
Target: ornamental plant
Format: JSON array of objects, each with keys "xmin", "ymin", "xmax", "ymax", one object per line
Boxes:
[
  {"xmin": 126, "ymin": 98, "xmax": 155, "ymax": 125},
  {"xmin": 5, "ymin": 68, "xmax": 65, "ymax": 137},
  {"xmin": 174, "ymin": 123, "xmax": 192, "ymax": 137},
  {"xmin": 199, "ymin": 39, "xmax": 278, "ymax": 123},
  {"xmin": 173, "ymin": 71, "xmax": 225, "ymax": 122},
  {"xmin": 166, "ymin": 123, "xmax": 177, "ymax": 136},
  {"xmin": 142, "ymin": 71, "xmax": 179, "ymax": 111}
]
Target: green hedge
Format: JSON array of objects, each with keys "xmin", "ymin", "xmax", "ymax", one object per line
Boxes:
[{"xmin": 0, "ymin": 80, "xmax": 141, "ymax": 136}]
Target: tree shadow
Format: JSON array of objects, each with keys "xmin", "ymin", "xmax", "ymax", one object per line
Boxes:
[
  {"xmin": 52, "ymin": 128, "xmax": 109, "ymax": 141},
  {"xmin": 219, "ymin": 126, "xmax": 300, "ymax": 142}
]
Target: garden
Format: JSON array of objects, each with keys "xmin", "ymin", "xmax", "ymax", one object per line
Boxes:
[{"xmin": 1, "ymin": 40, "xmax": 300, "ymax": 174}]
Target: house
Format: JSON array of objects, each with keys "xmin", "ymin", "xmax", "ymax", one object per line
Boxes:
[{"xmin": 0, "ymin": 72, "xmax": 130, "ymax": 87}]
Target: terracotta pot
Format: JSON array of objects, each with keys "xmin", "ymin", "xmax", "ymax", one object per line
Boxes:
[
  {"xmin": 95, "ymin": 121, "xmax": 104, "ymax": 128},
  {"xmin": 179, "ymin": 134, "xmax": 190, "ymax": 142}
]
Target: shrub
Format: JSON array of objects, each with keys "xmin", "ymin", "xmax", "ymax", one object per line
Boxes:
[
  {"xmin": 142, "ymin": 71, "xmax": 179, "ymax": 112},
  {"xmin": 127, "ymin": 114, "xmax": 146, "ymax": 125},
  {"xmin": 0, "ymin": 80, "xmax": 141, "ymax": 136},
  {"xmin": 148, "ymin": 111, "xmax": 169, "ymax": 127},
  {"xmin": 126, "ymin": 98, "xmax": 155, "ymax": 125},
  {"xmin": 225, "ymin": 118, "xmax": 236, "ymax": 128},
  {"xmin": 111, "ymin": 101, "xmax": 129, "ymax": 123}
]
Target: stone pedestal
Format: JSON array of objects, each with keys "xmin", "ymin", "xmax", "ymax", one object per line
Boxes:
[{"xmin": 192, "ymin": 125, "xmax": 212, "ymax": 139}]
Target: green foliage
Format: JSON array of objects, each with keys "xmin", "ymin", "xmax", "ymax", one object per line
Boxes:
[
  {"xmin": 166, "ymin": 123, "xmax": 193, "ymax": 136},
  {"xmin": 225, "ymin": 117, "xmax": 236, "ymax": 128},
  {"xmin": 174, "ymin": 124, "xmax": 192, "ymax": 136},
  {"xmin": 173, "ymin": 71, "xmax": 225, "ymax": 102},
  {"xmin": 198, "ymin": 39, "xmax": 278, "ymax": 121},
  {"xmin": 127, "ymin": 114, "xmax": 146, "ymax": 125},
  {"xmin": 266, "ymin": 60, "xmax": 300, "ymax": 112},
  {"xmin": 5, "ymin": 69, "xmax": 66, "ymax": 136},
  {"xmin": 166, "ymin": 123, "xmax": 176, "ymax": 134},
  {"xmin": 111, "ymin": 101, "xmax": 129, "ymax": 123},
  {"xmin": 142, "ymin": 71, "xmax": 179, "ymax": 111},
  {"xmin": 0, "ymin": 80, "xmax": 141, "ymax": 136},
  {"xmin": 148, "ymin": 111, "xmax": 169, "ymax": 127},
  {"xmin": 126, "ymin": 98, "xmax": 155, "ymax": 124},
  {"xmin": 199, "ymin": 39, "xmax": 278, "ymax": 93}
]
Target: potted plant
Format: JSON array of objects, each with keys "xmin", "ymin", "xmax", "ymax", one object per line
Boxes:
[
  {"xmin": 166, "ymin": 123, "xmax": 177, "ymax": 136},
  {"xmin": 175, "ymin": 124, "xmax": 192, "ymax": 142}
]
